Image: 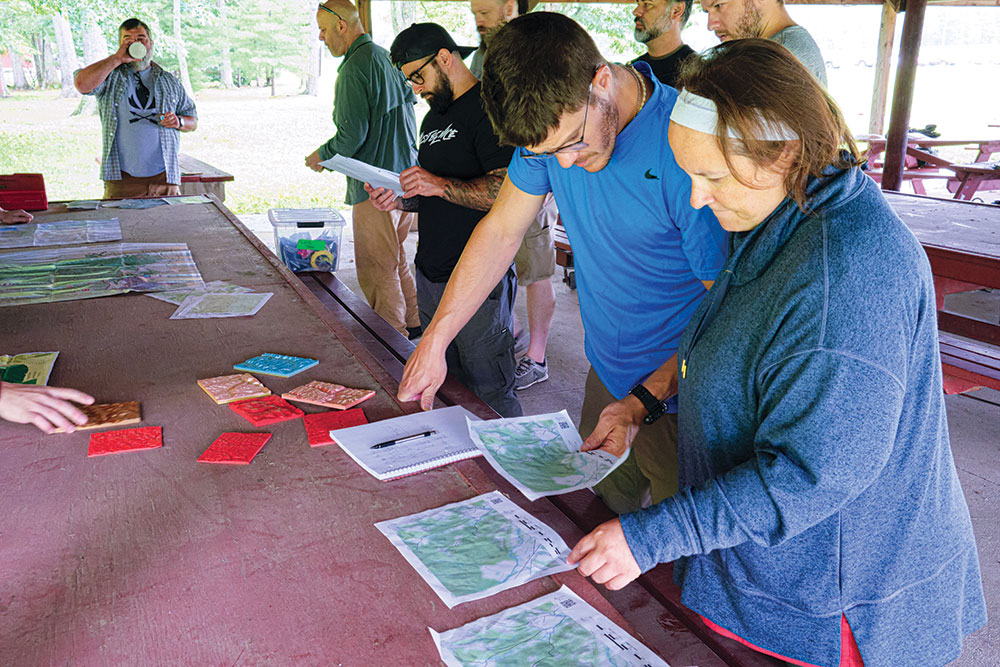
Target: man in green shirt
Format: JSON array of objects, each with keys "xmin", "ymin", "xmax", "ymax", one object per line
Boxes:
[{"xmin": 306, "ymin": 0, "xmax": 420, "ymax": 337}]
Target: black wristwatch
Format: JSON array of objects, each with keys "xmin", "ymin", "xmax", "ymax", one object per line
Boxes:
[{"xmin": 629, "ymin": 383, "xmax": 667, "ymax": 425}]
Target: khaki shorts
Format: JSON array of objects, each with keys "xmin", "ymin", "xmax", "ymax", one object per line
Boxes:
[
  {"xmin": 580, "ymin": 367, "xmax": 679, "ymax": 514},
  {"xmin": 513, "ymin": 194, "xmax": 557, "ymax": 286},
  {"xmin": 103, "ymin": 171, "xmax": 180, "ymax": 199}
]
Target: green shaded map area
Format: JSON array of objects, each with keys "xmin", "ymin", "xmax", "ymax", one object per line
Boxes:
[
  {"xmin": 0, "ymin": 243, "xmax": 203, "ymax": 307},
  {"xmin": 394, "ymin": 496, "xmax": 565, "ymax": 599},
  {"xmin": 440, "ymin": 600, "xmax": 631, "ymax": 666},
  {"xmin": 474, "ymin": 418, "xmax": 614, "ymax": 494}
]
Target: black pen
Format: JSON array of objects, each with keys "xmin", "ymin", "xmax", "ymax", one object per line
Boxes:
[{"xmin": 370, "ymin": 430, "xmax": 436, "ymax": 449}]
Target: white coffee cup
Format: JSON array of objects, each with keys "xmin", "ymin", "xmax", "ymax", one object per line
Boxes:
[{"xmin": 128, "ymin": 42, "xmax": 147, "ymax": 60}]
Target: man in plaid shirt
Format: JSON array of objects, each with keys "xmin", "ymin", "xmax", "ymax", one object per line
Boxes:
[{"xmin": 75, "ymin": 18, "xmax": 198, "ymax": 198}]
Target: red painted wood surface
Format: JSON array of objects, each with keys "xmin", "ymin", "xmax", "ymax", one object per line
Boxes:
[
  {"xmin": 0, "ymin": 199, "xmax": 778, "ymax": 666},
  {"xmin": 178, "ymin": 154, "xmax": 233, "ymax": 184}
]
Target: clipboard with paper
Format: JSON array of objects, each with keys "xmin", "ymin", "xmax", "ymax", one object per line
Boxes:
[{"xmin": 319, "ymin": 155, "xmax": 406, "ymax": 197}]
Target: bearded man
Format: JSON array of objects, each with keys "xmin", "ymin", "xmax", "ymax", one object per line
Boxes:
[
  {"xmin": 631, "ymin": 0, "xmax": 695, "ymax": 87},
  {"xmin": 74, "ymin": 18, "xmax": 198, "ymax": 198}
]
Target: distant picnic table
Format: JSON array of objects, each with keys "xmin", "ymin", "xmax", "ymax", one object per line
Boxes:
[{"xmin": 857, "ymin": 134, "xmax": 1000, "ymax": 199}]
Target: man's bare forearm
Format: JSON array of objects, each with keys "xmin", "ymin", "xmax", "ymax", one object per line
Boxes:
[
  {"xmin": 441, "ymin": 168, "xmax": 505, "ymax": 212},
  {"xmin": 74, "ymin": 54, "xmax": 124, "ymax": 94}
]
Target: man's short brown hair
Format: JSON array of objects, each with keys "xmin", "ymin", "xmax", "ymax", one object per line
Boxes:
[{"xmin": 480, "ymin": 12, "xmax": 604, "ymax": 147}]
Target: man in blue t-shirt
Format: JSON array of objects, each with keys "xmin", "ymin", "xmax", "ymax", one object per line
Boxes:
[{"xmin": 398, "ymin": 12, "xmax": 727, "ymax": 513}]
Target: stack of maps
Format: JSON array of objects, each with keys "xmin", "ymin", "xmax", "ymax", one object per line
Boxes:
[{"xmin": 373, "ymin": 411, "xmax": 670, "ymax": 666}]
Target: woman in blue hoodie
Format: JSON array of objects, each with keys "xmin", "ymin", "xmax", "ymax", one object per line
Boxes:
[{"xmin": 568, "ymin": 39, "xmax": 986, "ymax": 667}]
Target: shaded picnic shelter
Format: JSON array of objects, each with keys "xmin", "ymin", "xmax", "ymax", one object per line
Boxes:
[{"xmin": 2, "ymin": 1, "xmax": 998, "ymax": 664}]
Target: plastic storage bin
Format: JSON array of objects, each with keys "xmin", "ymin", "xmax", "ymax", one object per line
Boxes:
[
  {"xmin": 0, "ymin": 173, "xmax": 48, "ymax": 211},
  {"xmin": 268, "ymin": 208, "xmax": 346, "ymax": 273}
]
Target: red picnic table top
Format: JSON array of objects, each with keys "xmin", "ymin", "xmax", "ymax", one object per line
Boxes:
[{"xmin": 0, "ymin": 197, "xmax": 777, "ymax": 666}]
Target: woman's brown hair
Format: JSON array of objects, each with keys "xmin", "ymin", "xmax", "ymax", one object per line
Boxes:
[{"xmin": 676, "ymin": 38, "xmax": 860, "ymax": 211}]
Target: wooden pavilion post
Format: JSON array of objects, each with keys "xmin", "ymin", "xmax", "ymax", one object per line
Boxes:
[
  {"xmin": 868, "ymin": 1, "xmax": 898, "ymax": 135},
  {"xmin": 358, "ymin": 0, "xmax": 373, "ymax": 36},
  {"xmin": 882, "ymin": 0, "xmax": 928, "ymax": 192}
]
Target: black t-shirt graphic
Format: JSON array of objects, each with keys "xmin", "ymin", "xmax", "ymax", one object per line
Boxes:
[{"xmin": 413, "ymin": 82, "xmax": 515, "ymax": 283}]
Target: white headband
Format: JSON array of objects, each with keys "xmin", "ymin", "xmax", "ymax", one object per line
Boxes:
[{"xmin": 670, "ymin": 88, "xmax": 799, "ymax": 142}]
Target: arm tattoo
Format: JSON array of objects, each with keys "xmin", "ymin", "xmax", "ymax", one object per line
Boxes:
[
  {"xmin": 442, "ymin": 168, "xmax": 506, "ymax": 212},
  {"xmin": 398, "ymin": 196, "xmax": 420, "ymax": 212}
]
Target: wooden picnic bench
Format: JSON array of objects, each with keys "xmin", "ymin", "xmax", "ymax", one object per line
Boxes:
[
  {"xmin": 858, "ymin": 134, "xmax": 1000, "ymax": 198},
  {"xmin": 179, "ymin": 153, "xmax": 234, "ymax": 202},
  {"xmin": 885, "ymin": 192, "xmax": 1000, "ymax": 395},
  {"xmin": 948, "ymin": 162, "xmax": 1000, "ymax": 201},
  {"xmin": 553, "ymin": 215, "xmax": 576, "ymax": 290}
]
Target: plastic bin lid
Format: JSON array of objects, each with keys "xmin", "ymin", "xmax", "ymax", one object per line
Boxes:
[{"xmin": 268, "ymin": 208, "xmax": 346, "ymax": 226}]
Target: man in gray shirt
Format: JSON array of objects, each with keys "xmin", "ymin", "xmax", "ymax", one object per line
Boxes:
[{"xmin": 702, "ymin": 0, "xmax": 826, "ymax": 85}]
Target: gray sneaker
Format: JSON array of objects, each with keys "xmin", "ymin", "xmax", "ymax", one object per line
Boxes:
[{"xmin": 514, "ymin": 357, "xmax": 548, "ymax": 390}]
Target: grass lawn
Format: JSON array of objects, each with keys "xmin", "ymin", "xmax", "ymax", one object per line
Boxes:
[{"xmin": 0, "ymin": 87, "xmax": 357, "ymax": 215}]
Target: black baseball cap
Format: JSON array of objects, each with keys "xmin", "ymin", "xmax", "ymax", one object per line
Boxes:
[{"xmin": 390, "ymin": 23, "xmax": 476, "ymax": 69}]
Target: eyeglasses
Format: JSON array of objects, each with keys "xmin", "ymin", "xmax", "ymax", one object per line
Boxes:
[
  {"xmin": 404, "ymin": 54, "xmax": 437, "ymax": 86},
  {"xmin": 521, "ymin": 67, "xmax": 602, "ymax": 160},
  {"xmin": 317, "ymin": 4, "xmax": 344, "ymax": 21}
]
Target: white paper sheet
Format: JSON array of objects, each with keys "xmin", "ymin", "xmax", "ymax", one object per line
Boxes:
[
  {"xmin": 430, "ymin": 585, "xmax": 670, "ymax": 666},
  {"xmin": 169, "ymin": 292, "xmax": 272, "ymax": 319},
  {"xmin": 466, "ymin": 410, "xmax": 628, "ymax": 501},
  {"xmin": 319, "ymin": 154, "xmax": 405, "ymax": 196},
  {"xmin": 332, "ymin": 405, "xmax": 481, "ymax": 480},
  {"xmin": 376, "ymin": 491, "xmax": 573, "ymax": 608}
]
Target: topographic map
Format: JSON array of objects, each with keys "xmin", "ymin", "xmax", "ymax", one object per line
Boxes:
[
  {"xmin": 375, "ymin": 491, "xmax": 572, "ymax": 608},
  {"xmin": 467, "ymin": 411, "xmax": 627, "ymax": 501},
  {"xmin": 430, "ymin": 586, "xmax": 670, "ymax": 666}
]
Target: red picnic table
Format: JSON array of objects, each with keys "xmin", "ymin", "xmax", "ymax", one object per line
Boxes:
[
  {"xmin": 858, "ymin": 134, "xmax": 1000, "ymax": 198},
  {"xmin": 885, "ymin": 191, "xmax": 1000, "ymax": 394}
]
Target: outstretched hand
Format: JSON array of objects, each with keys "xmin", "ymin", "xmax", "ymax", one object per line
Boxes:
[
  {"xmin": 580, "ymin": 396, "xmax": 645, "ymax": 457},
  {"xmin": 397, "ymin": 336, "xmax": 448, "ymax": 411},
  {"xmin": 0, "ymin": 382, "xmax": 95, "ymax": 434},
  {"xmin": 0, "ymin": 209, "xmax": 33, "ymax": 224},
  {"xmin": 567, "ymin": 518, "xmax": 641, "ymax": 590}
]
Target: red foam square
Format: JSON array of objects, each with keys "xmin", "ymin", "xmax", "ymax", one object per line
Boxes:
[
  {"xmin": 303, "ymin": 408, "xmax": 368, "ymax": 447},
  {"xmin": 229, "ymin": 395, "xmax": 304, "ymax": 426},
  {"xmin": 88, "ymin": 426, "xmax": 163, "ymax": 457},
  {"xmin": 198, "ymin": 432, "xmax": 272, "ymax": 464}
]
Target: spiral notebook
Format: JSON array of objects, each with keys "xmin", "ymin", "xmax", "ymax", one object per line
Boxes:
[{"xmin": 331, "ymin": 405, "xmax": 482, "ymax": 481}]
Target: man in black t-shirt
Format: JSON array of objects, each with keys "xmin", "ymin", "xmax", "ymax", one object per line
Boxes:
[
  {"xmin": 631, "ymin": 0, "xmax": 695, "ymax": 87},
  {"xmin": 365, "ymin": 23, "xmax": 521, "ymax": 418}
]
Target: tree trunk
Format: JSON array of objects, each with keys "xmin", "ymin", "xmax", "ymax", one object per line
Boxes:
[
  {"xmin": 390, "ymin": 0, "xmax": 417, "ymax": 35},
  {"xmin": 43, "ymin": 36, "xmax": 60, "ymax": 86},
  {"xmin": 270, "ymin": 66, "xmax": 276, "ymax": 97},
  {"xmin": 173, "ymin": 0, "xmax": 194, "ymax": 94},
  {"xmin": 71, "ymin": 12, "xmax": 108, "ymax": 115},
  {"xmin": 52, "ymin": 12, "xmax": 80, "ymax": 98},
  {"xmin": 305, "ymin": 0, "xmax": 320, "ymax": 95},
  {"xmin": 82, "ymin": 12, "xmax": 108, "ymax": 65},
  {"xmin": 217, "ymin": 0, "xmax": 234, "ymax": 88},
  {"xmin": 32, "ymin": 35, "xmax": 45, "ymax": 88},
  {"xmin": 0, "ymin": 67, "xmax": 8, "ymax": 98},
  {"xmin": 11, "ymin": 51, "xmax": 29, "ymax": 89}
]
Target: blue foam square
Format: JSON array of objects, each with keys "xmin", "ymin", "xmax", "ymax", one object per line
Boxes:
[{"xmin": 233, "ymin": 353, "xmax": 318, "ymax": 378}]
